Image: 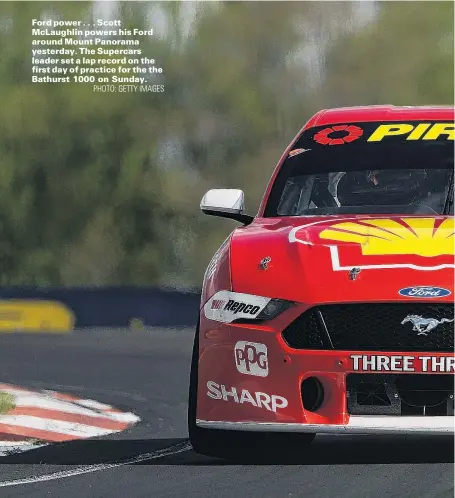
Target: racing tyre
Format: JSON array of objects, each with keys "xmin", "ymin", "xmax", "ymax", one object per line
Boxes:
[{"xmin": 188, "ymin": 321, "xmax": 315, "ymax": 461}]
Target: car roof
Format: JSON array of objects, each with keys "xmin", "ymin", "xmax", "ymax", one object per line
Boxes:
[
  {"xmin": 306, "ymin": 105, "xmax": 455, "ymax": 128},
  {"xmin": 256, "ymin": 105, "xmax": 454, "ymax": 216}
]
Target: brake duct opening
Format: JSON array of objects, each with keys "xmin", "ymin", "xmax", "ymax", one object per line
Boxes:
[{"xmin": 301, "ymin": 377, "xmax": 325, "ymax": 412}]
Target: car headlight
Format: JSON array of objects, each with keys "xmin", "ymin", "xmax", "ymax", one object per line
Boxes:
[
  {"xmin": 204, "ymin": 291, "xmax": 294, "ymax": 324},
  {"xmin": 255, "ymin": 299, "xmax": 294, "ymax": 321}
]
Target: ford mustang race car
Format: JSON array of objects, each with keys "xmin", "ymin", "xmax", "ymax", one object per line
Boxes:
[{"xmin": 188, "ymin": 105, "xmax": 455, "ymax": 459}]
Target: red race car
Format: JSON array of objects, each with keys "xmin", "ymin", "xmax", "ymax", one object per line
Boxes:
[{"xmin": 188, "ymin": 105, "xmax": 455, "ymax": 459}]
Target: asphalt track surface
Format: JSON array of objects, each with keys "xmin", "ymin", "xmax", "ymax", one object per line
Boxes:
[{"xmin": 0, "ymin": 328, "xmax": 453, "ymax": 498}]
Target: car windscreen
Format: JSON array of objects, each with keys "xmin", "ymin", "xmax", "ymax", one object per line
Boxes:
[{"xmin": 264, "ymin": 121, "xmax": 454, "ymax": 217}]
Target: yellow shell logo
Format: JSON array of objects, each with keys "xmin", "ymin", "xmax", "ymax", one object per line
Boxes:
[{"xmin": 319, "ymin": 218, "xmax": 454, "ymax": 257}]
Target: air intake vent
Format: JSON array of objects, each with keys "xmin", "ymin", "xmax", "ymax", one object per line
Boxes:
[{"xmin": 282, "ymin": 303, "xmax": 454, "ymax": 352}]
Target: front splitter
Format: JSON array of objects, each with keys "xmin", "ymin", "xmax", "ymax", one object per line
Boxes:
[{"xmin": 197, "ymin": 416, "xmax": 455, "ymax": 435}]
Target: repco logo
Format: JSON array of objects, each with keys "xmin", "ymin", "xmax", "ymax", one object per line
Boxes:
[
  {"xmin": 224, "ymin": 300, "xmax": 260, "ymax": 315},
  {"xmin": 234, "ymin": 341, "xmax": 268, "ymax": 377}
]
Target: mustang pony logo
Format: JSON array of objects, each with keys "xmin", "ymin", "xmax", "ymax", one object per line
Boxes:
[{"xmin": 401, "ymin": 314, "xmax": 454, "ymax": 336}]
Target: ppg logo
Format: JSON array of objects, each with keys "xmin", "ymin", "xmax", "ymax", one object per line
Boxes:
[{"xmin": 234, "ymin": 341, "xmax": 268, "ymax": 377}]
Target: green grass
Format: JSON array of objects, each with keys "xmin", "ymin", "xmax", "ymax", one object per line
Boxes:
[{"xmin": 0, "ymin": 393, "xmax": 15, "ymax": 414}]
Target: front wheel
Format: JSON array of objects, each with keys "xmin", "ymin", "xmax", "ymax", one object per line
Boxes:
[{"xmin": 187, "ymin": 321, "xmax": 315, "ymax": 460}]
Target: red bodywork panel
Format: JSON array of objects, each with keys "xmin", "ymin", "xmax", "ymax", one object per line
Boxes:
[
  {"xmin": 197, "ymin": 106, "xmax": 455, "ymax": 428},
  {"xmin": 230, "ymin": 216, "xmax": 453, "ymax": 304}
]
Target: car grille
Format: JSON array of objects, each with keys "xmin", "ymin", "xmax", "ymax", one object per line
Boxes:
[
  {"xmin": 282, "ymin": 303, "xmax": 454, "ymax": 352},
  {"xmin": 346, "ymin": 374, "xmax": 454, "ymax": 416}
]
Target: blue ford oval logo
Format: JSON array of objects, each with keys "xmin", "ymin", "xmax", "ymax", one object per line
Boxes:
[{"xmin": 399, "ymin": 286, "xmax": 451, "ymax": 298}]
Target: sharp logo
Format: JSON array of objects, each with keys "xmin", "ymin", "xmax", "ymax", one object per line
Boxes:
[{"xmin": 206, "ymin": 381, "xmax": 287, "ymax": 413}]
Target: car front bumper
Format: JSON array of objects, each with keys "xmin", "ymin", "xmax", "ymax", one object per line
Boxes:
[{"xmin": 197, "ymin": 315, "xmax": 455, "ymax": 433}]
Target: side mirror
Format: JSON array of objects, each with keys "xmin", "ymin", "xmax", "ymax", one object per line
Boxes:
[{"xmin": 200, "ymin": 189, "xmax": 254, "ymax": 225}]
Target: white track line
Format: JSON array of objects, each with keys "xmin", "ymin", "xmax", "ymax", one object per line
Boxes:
[
  {"xmin": 0, "ymin": 387, "xmax": 36, "ymax": 396},
  {"xmin": 0, "ymin": 387, "xmax": 140, "ymax": 426},
  {"xmin": 12, "ymin": 395, "xmax": 120, "ymax": 418},
  {"xmin": 72, "ymin": 399, "xmax": 116, "ymax": 410},
  {"xmin": 0, "ymin": 441, "xmax": 192, "ymax": 488},
  {"xmin": 0, "ymin": 416, "xmax": 117, "ymax": 438},
  {"xmin": 96, "ymin": 411, "xmax": 140, "ymax": 423},
  {"xmin": 11, "ymin": 394, "xmax": 139, "ymax": 423}
]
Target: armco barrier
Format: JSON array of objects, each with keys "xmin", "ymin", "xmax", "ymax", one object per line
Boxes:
[{"xmin": 0, "ymin": 287, "xmax": 200, "ymax": 328}]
